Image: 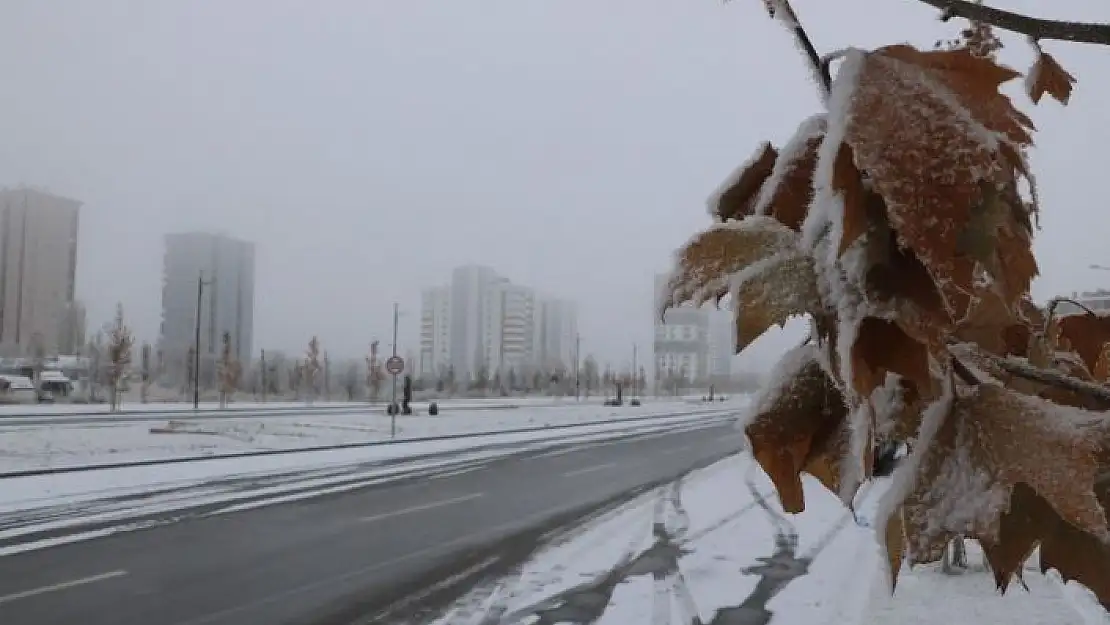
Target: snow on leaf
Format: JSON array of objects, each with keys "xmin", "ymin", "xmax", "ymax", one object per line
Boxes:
[
  {"xmin": 902, "ymin": 383, "xmax": 1110, "ymax": 566},
  {"xmin": 730, "ymin": 249, "xmax": 820, "ymax": 351},
  {"xmin": 743, "ymin": 344, "xmax": 848, "ymax": 513},
  {"xmin": 708, "ymin": 141, "xmax": 778, "ymax": 222},
  {"xmin": 660, "ymin": 215, "xmax": 797, "ymax": 316},
  {"xmin": 1026, "ymin": 49, "xmax": 1077, "ymax": 105},
  {"xmin": 825, "ymin": 45, "xmax": 1035, "ymax": 323},
  {"xmin": 751, "ymin": 114, "xmax": 826, "ymax": 230}
]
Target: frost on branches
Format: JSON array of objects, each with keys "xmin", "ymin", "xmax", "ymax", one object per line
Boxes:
[{"xmin": 661, "ymin": 11, "xmax": 1110, "ymax": 609}]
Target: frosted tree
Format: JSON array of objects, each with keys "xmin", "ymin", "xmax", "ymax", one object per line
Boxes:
[
  {"xmin": 366, "ymin": 341, "xmax": 384, "ymax": 402},
  {"xmin": 582, "ymin": 355, "xmax": 600, "ymax": 398},
  {"xmin": 304, "ymin": 336, "xmax": 322, "ymax": 405},
  {"xmin": 104, "ymin": 303, "xmax": 134, "ymax": 413},
  {"xmin": 662, "ymin": 0, "xmax": 1110, "ymax": 609},
  {"xmin": 86, "ymin": 332, "xmax": 104, "ymax": 402},
  {"xmin": 344, "ymin": 362, "xmax": 360, "ymax": 400},
  {"xmin": 218, "ymin": 332, "xmax": 241, "ymax": 409},
  {"xmin": 140, "ymin": 342, "xmax": 151, "ymax": 404}
]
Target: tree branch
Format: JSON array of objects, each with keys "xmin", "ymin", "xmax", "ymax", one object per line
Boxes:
[{"xmin": 913, "ymin": 0, "xmax": 1110, "ymax": 46}]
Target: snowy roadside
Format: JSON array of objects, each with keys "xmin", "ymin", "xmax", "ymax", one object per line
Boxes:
[
  {"xmin": 0, "ymin": 400, "xmax": 740, "ymax": 472},
  {"xmin": 421, "ymin": 453, "xmax": 1105, "ymax": 625}
]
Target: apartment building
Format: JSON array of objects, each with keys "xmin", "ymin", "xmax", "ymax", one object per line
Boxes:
[
  {"xmin": 500, "ymin": 284, "xmax": 536, "ymax": 375},
  {"xmin": 419, "ymin": 265, "xmax": 576, "ymax": 382},
  {"xmin": 0, "ymin": 188, "xmax": 82, "ymax": 357},
  {"xmin": 419, "ymin": 286, "xmax": 451, "ymax": 376},
  {"xmin": 533, "ymin": 298, "xmax": 578, "ymax": 373},
  {"xmin": 653, "ymin": 273, "xmax": 712, "ymax": 386},
  {"xmin": 159, "ymin": 232, "xmax": 256, "ymax": 382}
]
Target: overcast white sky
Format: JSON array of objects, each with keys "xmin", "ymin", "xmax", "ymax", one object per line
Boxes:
[{"xmin": 0, "ymin": 0, "xmax": 1106, "ymax": 368}]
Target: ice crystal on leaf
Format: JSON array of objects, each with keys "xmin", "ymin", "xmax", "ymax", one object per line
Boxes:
[{"xmin": 661, "ymin": 2, "xmax": 1110, "ymax": 606}]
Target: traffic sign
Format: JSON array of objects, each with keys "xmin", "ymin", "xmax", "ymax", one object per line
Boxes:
[{"xmin": 384, "ymin": 356, "xmax": 405, "ymax": 375}]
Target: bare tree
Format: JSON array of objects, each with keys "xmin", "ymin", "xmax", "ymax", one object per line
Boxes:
[
  {"xmin": 140, "ymin": 342, "xmax": 151, "ymax": 404},
  {"xmin": 304, "ymin": 336, "xmax": 322, "ymax": 405},
  {"xmin": 344, "ymin": 362, "xmax": 359, "ymax": 400},
  {"xmin": 218, "ymin": 331, "xmax": 242, "ymax": 409},
  {"xmin": 105, "ymin": 303, "xmax": 134, "ymax": 413}
]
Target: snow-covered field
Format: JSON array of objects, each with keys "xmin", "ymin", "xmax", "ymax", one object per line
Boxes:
[
  {"xmin": 426, "ymin": 454, "xmax": 1107, "ymax": 625},
  {"xmin": 0, "ymin": 400, "xmax": 738, "ymax": 472}
]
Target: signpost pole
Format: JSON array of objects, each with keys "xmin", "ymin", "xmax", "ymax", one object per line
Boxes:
[{"xmin": 390, "ymin": 303, "xmax": 399, "ymax": 438}]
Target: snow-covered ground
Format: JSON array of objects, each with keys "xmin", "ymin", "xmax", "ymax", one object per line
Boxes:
[
  {"xmin": 0, "ymin": 400, "xmax": 739, "ymax": 472},
  {"xmin": 426, "ymin": 454, "xmax": 1107, "ymax": 625}
]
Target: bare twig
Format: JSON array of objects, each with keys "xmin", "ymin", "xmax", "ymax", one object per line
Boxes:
[
  {"xmin": 758, "ymin": 0, "xmax": 832, "ymax": 95},
  {"xmin": 997, "ymin": 355, "xmax": 1110, "ymax": 403},
  {"xmin": 951, "ymin": 355, "xmax": 983, "ymax": 386},
  {"xmin": 914, "ymin": 0, "xmax": 1110, "ymax": 46}
]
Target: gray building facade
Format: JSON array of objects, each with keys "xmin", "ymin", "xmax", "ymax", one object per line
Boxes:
[{"xmin": 159, "ymin": 232, "xmax": 255, "ymax": 382}]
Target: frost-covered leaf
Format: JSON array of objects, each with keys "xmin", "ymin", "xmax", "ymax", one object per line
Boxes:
[
  {"xmin": 708, "ymin": 142, "xmax": 778, "ymax": 222},
  {"xmin": 1026, "ymin": 49, "xmax": 1077, "ymax": 105},
  {"xmin": 731, "ymin": 250, "xmax": 820, "ymax": 351},
  {"xmin": 751, "ymin": 115, "xmax": 826, "ymax": 230},
  {"xmin": 743, "ymin": 345, "xmax": 847, "ymax": 513},
  {"xmin": 850, "ymin": 317, "xmax": 934, "ymax": 403},
  {"xmin": 832, "ymin": 142, "xmax": 868, "ymax": 256},
  {"xmin": 901, "ymin": 383, "xmax": 1110, "ymax": 566},
  {"xmin": 1056, "ymin": 313, "xmax": 1110, "ymax": 374},
  {"xmin": 824, "ymin": 45, "xmax": 1036, "ymax": 322},
  {"xmin": 661, "ymin": 215, "xmax": 797, "ymax": 314}
]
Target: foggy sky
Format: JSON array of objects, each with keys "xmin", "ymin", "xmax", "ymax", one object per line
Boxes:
[{"xmin": 1, "ymin": 0, "xmax": 1106, "ymax": 369}]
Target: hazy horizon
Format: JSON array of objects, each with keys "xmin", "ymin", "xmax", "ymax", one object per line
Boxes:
[{"xmin": 3, "ymin": 0, "xmax": 1107, "ymax": 368}]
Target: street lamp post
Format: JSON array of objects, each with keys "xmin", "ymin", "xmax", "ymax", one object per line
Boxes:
[
  {"xmin": 193, "ymin": 271, "xmax": 213, "ymax": 410},
  {"xmin": 573, "ymin": 333, "xmax": 581, "ymax": 401}
]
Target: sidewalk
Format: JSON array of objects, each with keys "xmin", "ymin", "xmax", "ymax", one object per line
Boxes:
[{"xmin": 424, "ymin": 454, "xmax": 1105, "ymax": 625}]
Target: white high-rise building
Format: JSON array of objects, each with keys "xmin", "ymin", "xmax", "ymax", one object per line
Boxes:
[
  {"xmin": 419, "ymin": 286, "xmax": 451, "ymax": 376},
  {"xmin": 707, "ymin": 309, "xmax": 735, "ymax": 379},
  {"xmin": 654, "ymin": 273, "xmax": 711, "ymax": 387},
  {"xmin": 0, "ymin": 188, "xmax": 82, "ymax": 357},
  {"xmin": 448, "ymin": 265, "xmax": 506, "ymax": 382},
  {"xmin": 420, "ymin": 266, "xmax": 576, "ymax": 382},
  {"xmin": 499, "ymin": 284, "xmax": 536, "ymax": 376},
  {"xmin": 534, "ymin": 298, "xmax": 578, "ymax": 373},
  {"xmin": 159, "ymin": 232, "xmax": 255, "ymax": 383}
]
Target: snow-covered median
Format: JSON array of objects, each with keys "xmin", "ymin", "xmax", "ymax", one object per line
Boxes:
[
  {"xmin": 0, "ymin": 400, "xmax": 739, "ymax": 472},
  {"xmin": 426, "ymin": 454, "xmax": 1105, "ymax": 625}
]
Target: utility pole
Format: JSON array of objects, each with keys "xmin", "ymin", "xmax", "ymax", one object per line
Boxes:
[
  {"xmin": 391, "ymin": 302, "xmax": 399, "ymax": 437},
  {"xmin": 574, "ymin": 333, "xmax": 581, "ymax": 401},
  {"xmin": 193, "ymin": 271, "xmax": 213, "ymax": 410}
]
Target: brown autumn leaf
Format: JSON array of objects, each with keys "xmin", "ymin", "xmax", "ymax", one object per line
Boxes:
[
  {"xmin": 1026, "ymin": 50, "xmax": 1077, "ymax": 106},
  {"xmin": 901, "ymin": 383, "xmax": 1110, "ymax": 565},
  {"xmin": 744, "ymin": 346, "xmax": 847, "ymax": 514},
  {"xmin": 981, "ymin": 481, "xmax": 1110, "ymax": 609},
  {"xmin": 661, "ymin": 215, "xmax": 798, "ymax": 313},
  {"xmin": 709, "ymin": 141, "xmax": 778, "ymax": 222},
  {"xmin": 1057, "ymin": 313, "xmax": 1110, "ymax": 374},
  {"xmin": 876, "ymin": 45, "xmax": 1035, "ymax": 145},
  {"xmin": 832, "ymin": 142, "xmax": 869, "ymax": 256},
  {"xmin": 751, "ymin": 115, "xmax": 826, "ymax": 231},
  {"xmin": 732, "ymin": 250, "xmax": 821, "ymax": 351},
  {"xmin": 850, "ymin": 317, "xmax": 934, "ymax": 402},
  {"xmin": 828, "ymin": 45, "xmax": 1035, "ymax": 323}
]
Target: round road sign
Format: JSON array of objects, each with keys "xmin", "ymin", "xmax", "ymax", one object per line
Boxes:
[{"xmin": 384, "ymin": 355, "xmax": 405, "ymax": 375}]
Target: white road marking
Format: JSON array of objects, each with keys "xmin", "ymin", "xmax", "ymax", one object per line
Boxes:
[
  {"xmin": 561, "ymin": 462, "xmax": 617, "ymax": 478},
  {"xmin": 358, "ymin": 492, "xmax": 484, "ymax": 524},
  {"xmin": 527, "ymin": 440, "xmax": 613, "ymax": 460},
  {"xmin": 0, "ymin": 570, "xmax": 128, "ymax": 605}
]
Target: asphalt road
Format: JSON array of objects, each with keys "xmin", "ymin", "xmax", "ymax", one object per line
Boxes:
[{"xmin": 0, "ymin": 420, "xmax": 746, "ymax": 625}]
